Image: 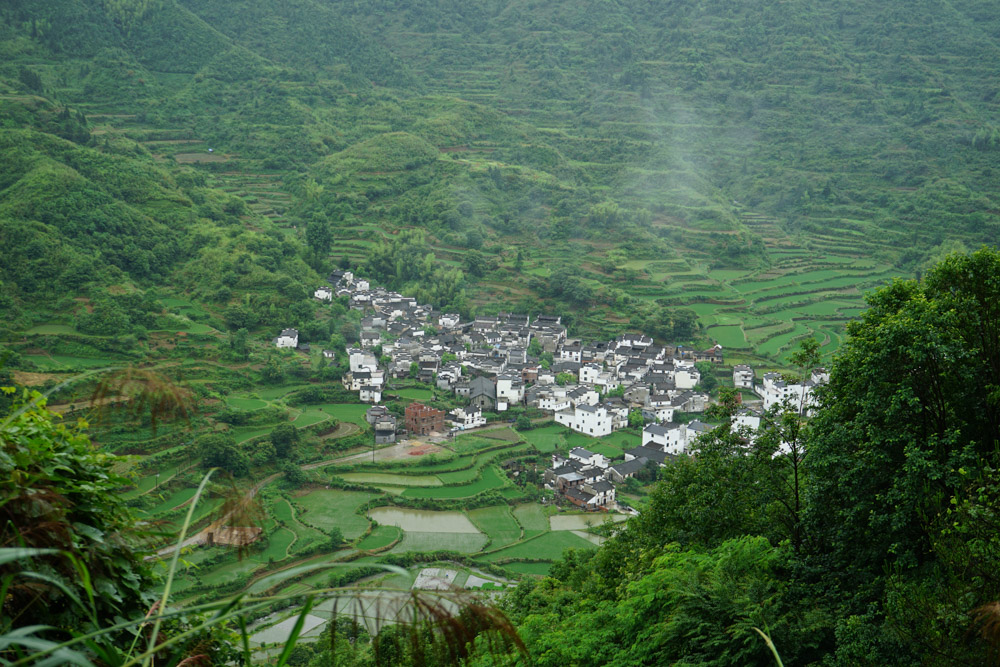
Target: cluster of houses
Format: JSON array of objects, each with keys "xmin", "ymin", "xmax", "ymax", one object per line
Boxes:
[
  {"xmin": 321, "ymin": 269, "xmax": 725, "ymax": 442},
  {"xmin": 275, "ymin": 269, "xmax": 828, "ymax": 509}
]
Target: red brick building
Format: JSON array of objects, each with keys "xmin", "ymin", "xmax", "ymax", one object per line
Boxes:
[{"xmin": 405, "ymin": 402, "xmax": 446, "ymax": 435}]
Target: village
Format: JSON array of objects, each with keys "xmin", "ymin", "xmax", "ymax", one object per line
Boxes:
[{"xmin": 271, "ymin": 270, "xmax": 828, "ymax": 513}]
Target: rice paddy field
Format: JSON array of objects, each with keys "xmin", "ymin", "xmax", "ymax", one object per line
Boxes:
[{"xmin": 161, "ymin": 418, "xmax": 636, "ymax": 605}]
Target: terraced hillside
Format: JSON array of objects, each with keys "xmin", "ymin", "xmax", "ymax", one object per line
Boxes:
[
  {"xmin": 5, "ymin": 0, "xmax": 999, "ymax": 364},
  {"xmin": 137, "ymin": 422, "xmax": 627, "ymax": 608}
]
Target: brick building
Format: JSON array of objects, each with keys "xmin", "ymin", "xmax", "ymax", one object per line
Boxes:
[{"xmin": 405, "ymin": 402, "xmax": 446, "ymax": 436}]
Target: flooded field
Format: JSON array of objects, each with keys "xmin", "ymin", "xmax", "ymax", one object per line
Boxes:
[{"xmin": 368, "ymin": 507, "xmax": 480, "ymax": 533}]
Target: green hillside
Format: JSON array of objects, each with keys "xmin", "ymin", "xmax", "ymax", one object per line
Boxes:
[
  {"xmin": 2, "ymin": 1, "xmax": 1000, "ymax": 664},
  {"xmin": 3, "ymin": 0, "xmax": 997, "ymax": 356}
]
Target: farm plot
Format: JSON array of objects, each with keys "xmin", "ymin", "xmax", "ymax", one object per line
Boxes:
[
  {"xmin": 316, "ymin": 403, "xmax": 370, "ymax": 426},
  {"xmin": 512, "ymin": 503, "xmax": 550, "ymax": 538},
  {"xmin": 226, "ymin": 396, "xmax": 267, "ymax": 411},
  {"xmin": 501, "ymin": 561, "xmax": 552, "ymax": 576},
  {"xmin": 481, "ymin": 530, "xmax": 597, "ymax": 562},
  {"xmin": 366, "ymin": 508, "xmax": 480, "ymax": 533},
  {"xmin": 391, "ymin": 387, "xmax": 435, "ymax": 401},
  {"xmin": 517, "ymin": 424, "xmax": 564, "ymax": 452},
  {"xmin": 146, "ymin": 488, "xmax": 196, "ymax": 516},
  {"xmin": 449, "ymin": 435, "xmax": 502, "ymax": 454},
  {"xmin": 468, "ymin": 506, "xmax": 521, "ymax": 548},
  {"xmin": 391, "ymin": 532, "xmax": 488, "ymax": 554},
  {"xmin": 251, "ymin": 527, "xmax": 296, "ymax": 563},
  {"xmin": 401, "ymin": 466, "xmax": 508, "ymax": 498},
  {"xmin": 270, "ymin": 497, "xmax": 329, "ymax": 554},
  {"xmin": 550, "ymin": 513, "xmax": 628, "ymax": 531},
  {"xmin": 358, "ymin": 525, "xmax": 401, "ymax": 550},
  {"xmin": 294, "ymin": 489, "xmax": 376, "ymax": 540},
  {"xmin": 339, "ymin": 472, "xmax": 443, "ymax": 487},
  {"xmin": 705, "ymin": 325, "xmax": 747, "ymax": 348},
  {"xmin": 291, "ymin": 409, "xmax": 330, "ymax": 427},
  {"xmin": 586, "ymin": 442, "xmax": 624, "ymax": 459}
]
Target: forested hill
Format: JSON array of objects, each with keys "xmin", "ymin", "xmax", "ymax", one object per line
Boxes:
[{"xmin": 1, "ymin": 0, "xmax": 998, "ymax": 344}]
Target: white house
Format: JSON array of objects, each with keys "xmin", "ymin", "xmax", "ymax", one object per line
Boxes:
[
  {"xmin": 642, "ymin": 422, "xmax": 685, "ymax": 455},
  {"xmin": 559, "ymin": 339, "xmax": 583, "ymax": 363},
  {"xmin": 359, "ymin": 386, "xmax": 382, "ymax": 404},
  {"xmin": 313, "ymin": 286, "xmax": 334, "ymax": 301},
  {"xmin": 758, "ymin": 372, "xmax": 821, "ymax": 414},
  {"xmin": 439, "ymin": 313, "xmax": 461, "ymax": 328},
  {"xmin": 682, "ymin": 420, "xmax": 715, "ymax": 449},
  {"xmin": 581, "ymin": 480, "xmax": 616, "ymax": 507},
  {"xmin": 568, "ymin": 447, "xmax": 609, "ymax": 469},
  {"xmin": 733, "ymin": 364, "xmax": 755, "ymax": 390},
  {"xmin": 811, "ymin": 368, "xmax": 830, "ymax": 385},
  {"xmin": 733, "ymin": 409, "xmax": 762, "ymax": 446},
  {"xmin": 273, "ymin": 328, "xmax": 298, "ymax": 349},
  {"xmin": 349, "ymin": 349, "xmax": 378, "ymax": 373},
  {"xmin": 496, "ymin": 373, "xmax": 524, "ymax": 411},
  {"xmin": 450, "ymin": 407, "xmax": 486, "ymax": 430},
  {"xmin": 648, "ymin": 394, "xmax": 675, "ymax": 423},
  {"xmin": 354, "ymin": 279, "xmax": 370, "ymax": 291},
  {"xmin": 578, "ymin": 363, "xmax": 602, "ymax": 385},
  {"xmin": 554, "ymin": 404, "xmax": 613, "ymax": 437},
  {"xmin": 673, "ymin": 366, "xmax": 700, "ymax": 389}
]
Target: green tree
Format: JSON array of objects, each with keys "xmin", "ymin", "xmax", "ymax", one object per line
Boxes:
[
  {"xmin": 305, "ymin": 218, "xmax": 333, "ymax": 255},
  {"xmin": 804, "ymin": 247, "xmax": 1000, "ymax": 660},
  {"xmin": 229, "ymin": 327, "xmax": 249, "ymax": 359},
  {"xmin": 199, "ymin": 433, "xmax": 249, "ymax": 477},
  {"xmin": 0, "ymin": 391, "xmax": 156, "ymax": 632},
  {"xmin": 694, "ymin": 361, "xmax": 718, "ymax": 393},
  {"xmin": 627, "ymin": 408, "xmax": 644, "ymax": 429},
  {"xmin": 270, "ymin": 422, "xmax": 299, "ymax": 459}
]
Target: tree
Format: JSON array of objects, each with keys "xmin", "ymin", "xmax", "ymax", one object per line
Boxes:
[
  {"xmin": 305, "ymin": 218, "xmax": 333, "ymax": 255},
  {"xmin": 556, "ymin": 372, "xmax": 575, "ymax": 386},
  {"xmin": 803, "ymin": 247, "xmax": 1000, "ymax": 659},
  {"xmin": 516, "ymin": 415, "xmax": 532, "ymax": 431},
  {"xmin": 627, "ymin": 409, "xmax": 644, "ymax": 429},
  {"xmin": 199, "ymin": 433, "xmax": 250, "ymax": 477},
  {"xmin": 0, "ymin": 391, "xmax": 156, "ymax": 632},
  {"xmin": 260, "ymin": 359, "xmax": 284, "ymax": 384},
  {"xmin": 229, "ymin": 327, "xmax": 249, "ymax": 359},
  {"xmin": 270, "ymin": 422, "xmax": 299, "ymax": 459},
  {"xmin": 694, "ymin": 361, "xmax": 718, "ymax": 393},
  {"xmin": 528, "ymin": 337, "xmax": 543, "ymax": 357}
]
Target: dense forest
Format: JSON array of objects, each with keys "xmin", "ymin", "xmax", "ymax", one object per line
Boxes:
[{"xmin": 1, "ymin": 0, "xmax": 999, "ymax": 664}]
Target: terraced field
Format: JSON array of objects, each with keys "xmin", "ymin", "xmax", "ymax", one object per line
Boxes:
[{"xmin": 161, "ymin": 421, "xmax": 635, "ymax": 604}]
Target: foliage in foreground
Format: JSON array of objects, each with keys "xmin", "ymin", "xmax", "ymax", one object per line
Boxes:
[{"xmin": 499, "ymin": 247, "xmax": 1000, "ymax": 666}]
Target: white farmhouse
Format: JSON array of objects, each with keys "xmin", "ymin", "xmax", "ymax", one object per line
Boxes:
[
  {"xmin": 273, "ymin": 328, "xmax": 299, "ymax": 349},
  {"xmin": 673, "ymin": 366, "xmax": 700, "ymax": 389},
  {"xmin": 359, "ymin": 386, "xmax": 382, "ymax": 404},
  {"xmin": 313, "ymin": 286, "xmax": 334, "ymax": 301},
  {"xmin": 733, "ymin": 364, "xmax": 755, "ymax": 390},
  {"xmin": 578, "ymin": 363, "xmax": 603, "ymax": 385},
  {"xmin": 439, "ymin": 313, "xmax": 461, "ymax": 329},
  {"xmin": 758, "ymin": 372, "xmax": 823, "ymax": 414},
  {"xmin": 568, "ymin": 447, "xmax": 609, "ymax": 469},
  {"xmin": 642, "ymin": 422, "xmax": 685, "ymax": 455},
  {"xmin": 450, "ymin": 407, "xmax": 486, "ymax": 430},
  {"xmin": 348, "ymin": 348, "xmax": 378, "ymax": 373},
  {"xmin": 554, "ymin": 404, "xmax": 613, "ymax": 437},
  {"xmin": 496, "ymin": 373, "xmax": 524, "ymax": 411}
]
